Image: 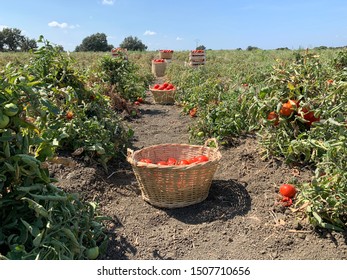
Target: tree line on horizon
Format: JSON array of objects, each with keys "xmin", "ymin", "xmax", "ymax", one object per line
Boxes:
[
  {"xmin": 0, "ymin": 27, "xmax": 148, "ymax": 52},
  {"xmin": 1, "ymin": 27, "xmax": 346, "ymax": 53}
]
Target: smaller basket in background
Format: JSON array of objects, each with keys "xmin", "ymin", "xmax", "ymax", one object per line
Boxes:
[
  {"xmin": 159, "ymin": 50, "xmax": 174, "ymax": 59},
  {"xmin": 151, "ymin": 59, "xmax": 167, "ymax": 77}
]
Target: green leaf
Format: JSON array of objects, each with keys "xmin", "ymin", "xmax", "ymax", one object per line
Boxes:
[{"xmin": 21, "ymin": 197, "xmax": 49, "ymax": 218}]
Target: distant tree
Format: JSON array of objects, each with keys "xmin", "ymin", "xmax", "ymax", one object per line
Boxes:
[
  {"xmin": 55, "ymin": 45, "xmax": 65, "ymax": 52},
  {"xmin": 2, "ymin": 28, "xmax": 23, "ymax": 51},
  {"xmin": 0, "ymin": 27, "xmax": 37, "ymax": 52},
  {"xmin": 315, "ymin": 46, "xmax": 328, "ymax": 50},
  {"xmin": 246, "ymin": 46, "xmax": 260, "ymax": 51},
  {"xmin": 20, "ymin": 37, "xmax": 38, "ymax": 52},
  {"xmin": 119, "ymin": 36, "xmax": 147, "ymax": 51},
  {"xmin": 75, "ymin": 33, "xmax": 113, "ymax": 52},
  {"xmin": 196, "ymin": 45, "xmax": 206, "ymax": 50},
  {"xmin": 0, "ymin": 35, "xmax": 3, "ymax": 51}
]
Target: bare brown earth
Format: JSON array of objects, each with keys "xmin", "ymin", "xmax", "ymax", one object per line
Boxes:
[{"xmin": 49, "ymin": 87, "xmax": 347, "ymax": 260}]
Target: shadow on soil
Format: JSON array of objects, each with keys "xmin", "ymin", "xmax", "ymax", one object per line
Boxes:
[
  {"xmin": 103, "ymin": 179, "xmax": 251, "ymax": 259},
  {"xmin": 164, "ymin": 179, "xmax": 252, "ymax": 224}
]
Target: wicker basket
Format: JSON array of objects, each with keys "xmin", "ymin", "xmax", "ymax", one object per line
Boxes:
[
  {"xmin": 159, "ymin": 51, "xmax": 173, "ymax": 59},
  {"xmin": 127, "ymin": 139, "xmax": 222, "ymax": 208},
  {"xmin": 151, "ymin": 61, "xmax": 167, "ymax": 77},
  {"xmin": 150, "ymin": 88, "xmax": 176, "ymax": 104}
]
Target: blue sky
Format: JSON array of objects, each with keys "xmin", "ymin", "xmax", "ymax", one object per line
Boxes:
[{"xmin": 1, "ymin": 0, "xmax": 347, "ymax": 51}]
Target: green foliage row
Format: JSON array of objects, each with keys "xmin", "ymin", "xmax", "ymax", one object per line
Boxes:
[
  {"xmin": 98, "ymin": 54, "xmax": 153, "ymax": 101},
  {"xmin": 165, "ymin": 49, "xmax": 347, "ymax": 231},
  {"xmin": 0, "ymin": 37, "xmax": 144, "ymax": 259}
]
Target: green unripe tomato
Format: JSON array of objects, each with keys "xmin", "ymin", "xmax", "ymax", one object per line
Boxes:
[
  {"xmin": 4, "ymin": 103, "xmax": 19, "ymax": 117},
  {"xmin": 85, "ymin": 246, "xmax": 99, "ymax": 260},
  {"xmin": 0, "ymin": 113, "xmax": 10, "ymax": 128}
]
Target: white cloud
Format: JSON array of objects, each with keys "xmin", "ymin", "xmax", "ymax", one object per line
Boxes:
[
  {"xmin": 144, "ymin": 30, "xmax": 156, "ymax": 36},
  {"xmin": 102, "ymin": 0, "xmax": 114, "ymax": 5},
  {"xmin": 48, "ymin": 21, "xmax": 79, "ymax": 29},
  {"xmin": 176, "ymin": 36, "xmax": 184, "ymax": 41}
]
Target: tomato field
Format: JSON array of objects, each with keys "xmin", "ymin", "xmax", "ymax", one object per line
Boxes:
[{"xmin": 1, "ymin": 40, "xmax": 347, "ymax": 259}]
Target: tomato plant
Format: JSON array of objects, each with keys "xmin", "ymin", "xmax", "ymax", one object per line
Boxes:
[{"xmin": 0, "ymin": 55, "xmax": 110, "ymax": 259}]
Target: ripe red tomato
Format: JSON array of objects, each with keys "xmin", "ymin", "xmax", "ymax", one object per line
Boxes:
[
  {"xmin": 279, "ymin": 101, "xmax": 294, "ymax": 117},
  {"xmin": 281, "ymin": 196, "xmax": 293, "ymax": 207},
  {"xmin": 153, "ymin": 84, "xmax": 160, "ymax": 89},
  {"xmin": 137, "ymin": 97, "xmax": 144, "ymax": 103},
  {"xmin": 134, "ymin": 101, "xmax": 140, "ymax": 106},
  {"xmin": 66, "ymin": 111, "xmax": 74, "ymax": 120},
  {"xmin": 302, "ymin": 107, "xmax": 320, "ymax": 125},
  {"xmin": 163, "ymin": 82, "xmax": 169, "ymax": 88},
  {"xmin": 139, "ymin": 158, "xmax": 152, "ymax": 164},
  {"xmin": 196, "ymin": 155, "xmax": 209, "ymax": 162},
  {"xmin": 166, "ymin": 84, "xmax": 174, "ymax": 90},
  {"xmin": 279, "ymin": 184, "xmax": 297, "ymax": 198},
  {"xmin": 267, "ymin": 111, "xmax": 279, "ymax": 126},
  {"xmin": 178, "ymin": 159, "xmax": 190, "ymax": 165},
  {"xmin": 189, "ymin": 108, "xmax": 197, "ymax": 117},
  {"xmin": 188, "ymin": 157, "xmax": 200, "ymax": 164},
  {"xmin": 167, "ymin": 158, "xmax": 177, "ymax": 165}
]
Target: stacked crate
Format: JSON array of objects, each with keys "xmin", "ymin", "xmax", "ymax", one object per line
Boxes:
[{"xmin": 189, "ymin": 50, "xmax": 205, "ymax": 67}]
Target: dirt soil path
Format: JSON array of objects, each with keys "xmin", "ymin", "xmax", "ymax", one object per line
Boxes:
[{"xmin": 50, "ymin": 84, "xmax": 347, "ymax": 260}]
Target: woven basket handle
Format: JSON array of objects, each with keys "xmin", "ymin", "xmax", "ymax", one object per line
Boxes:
[
  {"xmin": 204, "ymin": 138, "xmax": 219, "ymax": 150},
  {"xmin": 127, "ymin": 148, "xmax": 135, "ymax": 165}
]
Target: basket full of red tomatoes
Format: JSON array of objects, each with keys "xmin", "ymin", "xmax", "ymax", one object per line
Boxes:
[
  {"xmin": 149, "ymin": 82, "xmax": 176, "ymax": 105},
  {"xmin": 159, "ymin": 49, "xmax": 174, "ymax": 59},
  {"xmin": 127, "ymin": 138, "xmax": 222, "ymax": 208}
]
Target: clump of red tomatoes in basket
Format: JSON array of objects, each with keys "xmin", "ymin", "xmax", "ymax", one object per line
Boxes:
[
  {"xmin": 153, "ymin": 59, "xmax": 165, "ymax": 63},
  {"xmin": 150, "ymin": 82, "xmax": 176, "ymax": 91},
  {"xmin": 191, "ymin": 50, "xmax": 205, "ymax": 54},
  {"xmin": 139, "ymin": 155, "xmax": 209, "ymax": 166},
  {"xmin": 160, "ymin": 50, "xmax": 174, "ymax": 53}
]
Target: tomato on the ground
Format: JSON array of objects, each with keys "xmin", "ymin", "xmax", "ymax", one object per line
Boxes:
[{"xmin": 279, "ymin": 183, "xmax": 297, "ymax": 198}]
